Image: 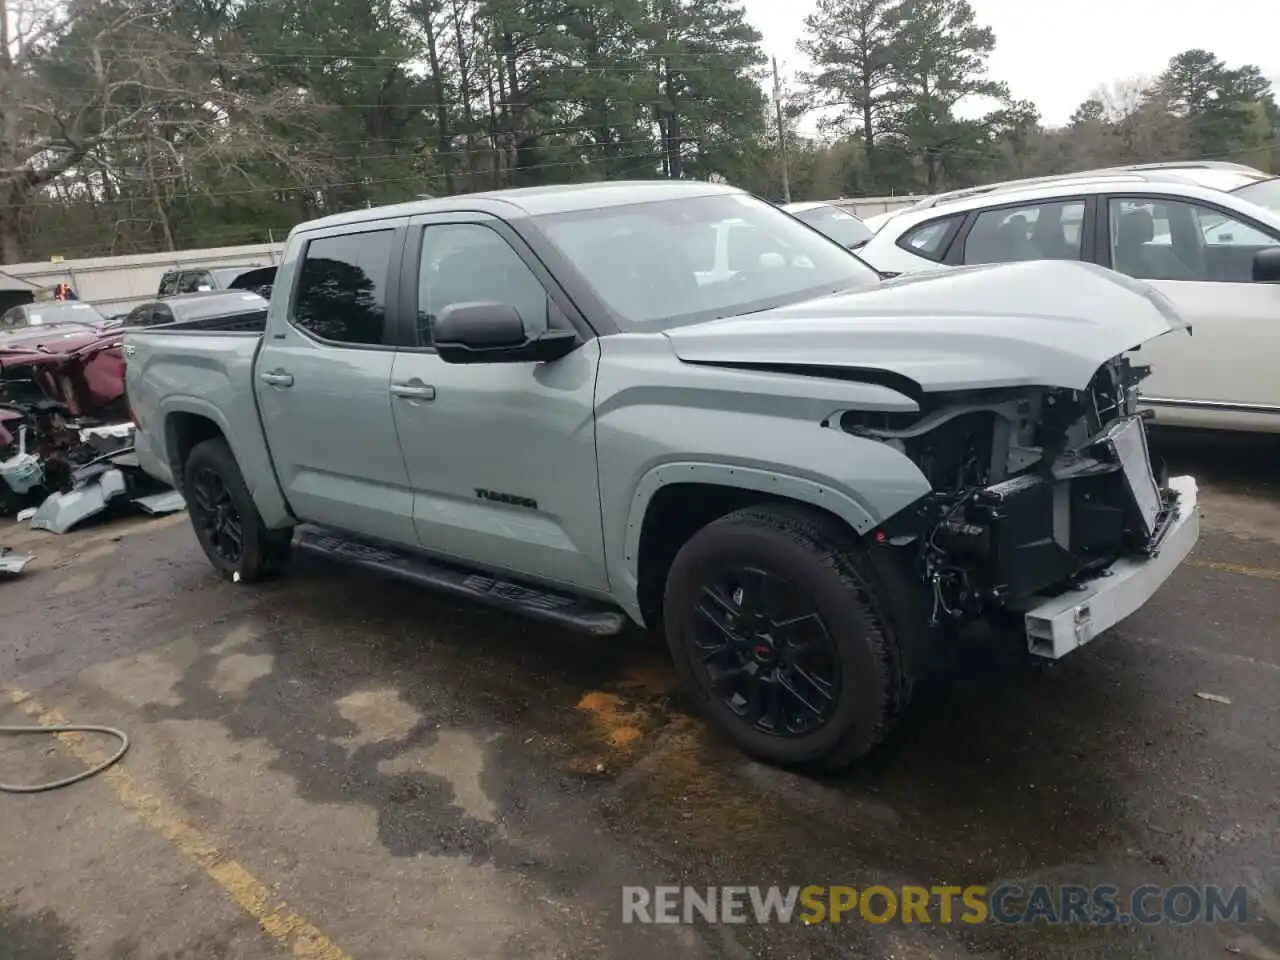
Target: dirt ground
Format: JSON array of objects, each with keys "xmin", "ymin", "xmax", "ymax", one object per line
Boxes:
[{"xmin": 2, "ymin": 430, "xmax": 1278, "ymax": 960}]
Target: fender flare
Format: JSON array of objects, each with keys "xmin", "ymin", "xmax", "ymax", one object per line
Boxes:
[
  {"xmin": 160, "ymin": 395, "xmax": 293, "ymax": 528},
  {"xmin": 160, "ymin": 395, "xmax": 237, "ymax": 477},
  {"xmin": 620, "ymin": 460, "xmax": 881, "ymax": 590}
]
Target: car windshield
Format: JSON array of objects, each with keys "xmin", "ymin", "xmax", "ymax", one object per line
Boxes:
[
  {"xmin": 792, "ymin": 205, "xmax": 873, "ymax": 248},
  {"xmin": 3, "ymin": 302, "xmax": 104, "ymax": 329},
  {"xmin": 531, "ymin": 193, "xmax": 881, "ymax": 330},
  {"xmin": 1231, "ymin": 177, "xmax": 1280, "ymax": 215}
]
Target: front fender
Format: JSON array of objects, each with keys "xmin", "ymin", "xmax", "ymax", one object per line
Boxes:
[{"xmin": 595, "ymin": 358, "xmax": 934, "ymax": 622}]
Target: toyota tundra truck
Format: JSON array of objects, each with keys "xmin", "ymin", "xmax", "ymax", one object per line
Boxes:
[{"xmin": 124, "ymin": 181, "xmax": 1199, "ymax": 771}]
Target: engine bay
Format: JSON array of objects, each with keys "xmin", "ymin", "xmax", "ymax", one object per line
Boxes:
[{"xmin": 839, "ymin": 355, "xmax": 1181, "ymax": 625}]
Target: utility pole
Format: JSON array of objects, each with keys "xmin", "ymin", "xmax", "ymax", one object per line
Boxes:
[{"xmin": 772, "ymin": 57, "xmax": 791, "ymax": 204}]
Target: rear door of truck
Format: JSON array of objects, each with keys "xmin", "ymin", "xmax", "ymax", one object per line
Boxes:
[{"xmin": 252, "ymin": 217, "xmax": 419, "ymax": 548}]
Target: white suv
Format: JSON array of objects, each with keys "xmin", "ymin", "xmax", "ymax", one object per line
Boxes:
[{"xmin": 856, "ymin": 174, "xmax": 1280, "ymax": 434}]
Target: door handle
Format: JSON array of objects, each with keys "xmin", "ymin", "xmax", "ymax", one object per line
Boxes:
[
  {"xmin": 390, "ymin": 381, "xmax": 436, "ymax": 401},
  {"xmin": 260, "ymin": 369, "xmax": 293, "ymax": 387}
]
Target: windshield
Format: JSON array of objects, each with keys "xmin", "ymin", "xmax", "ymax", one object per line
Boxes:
[
  {"xmin": 531, "ymin": 193, "xmax": 881, "ymax": 330},
  {"xmin": 1, "ymin": 302, "xmax": 103, "ymax": 330},
  {"xmin": 792, "ymin": 205, "xmax": 873, "ymax": 248},
  {"xmin": 1231, "ymin": 177, "xmax": 1280, "ymax": 214}
]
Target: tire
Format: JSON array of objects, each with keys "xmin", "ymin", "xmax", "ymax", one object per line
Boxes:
[
  {"xmin": 662, "ymin": 504, "xmax": 920, "ymax": 772},
  {"xmin": 182, "ymin": 437, "xmax": 293, "ymax": 583}
]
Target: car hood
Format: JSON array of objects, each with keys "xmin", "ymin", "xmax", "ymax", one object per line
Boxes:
[
  {"xmin": 0, "ymin": 326, "xmax": 118, "ymax": 364},
  {"xmin": 664, "ymin": 260, "xmax": 1190, "ymax": 393}
]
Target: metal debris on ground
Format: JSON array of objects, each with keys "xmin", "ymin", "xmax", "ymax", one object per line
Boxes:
[
  {"xmin": 0, "ymin": 546, "xmax": 36, "ymax": 576},
  {"xmin": 1, "ymin": 401, "xmax": 186, "ymax": 533}
]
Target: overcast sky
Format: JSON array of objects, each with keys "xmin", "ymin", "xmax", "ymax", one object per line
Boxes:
[{"xmin": 743, "ymin": 0, "xmax": 1280, "ymax": 128}]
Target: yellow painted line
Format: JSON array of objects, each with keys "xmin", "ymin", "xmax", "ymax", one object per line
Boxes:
[
  {"xmin": 3, "ymin": 687, "xmax": 354, "ymax": 960},
  {"xmin": 1190, "ymin": 559, "xmax": 1280, "ymax": 582}
]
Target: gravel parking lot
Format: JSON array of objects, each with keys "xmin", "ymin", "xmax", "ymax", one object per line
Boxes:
[{"xmin": 2, "ymin": 431, "xmax": 1278, "ymax": 960}]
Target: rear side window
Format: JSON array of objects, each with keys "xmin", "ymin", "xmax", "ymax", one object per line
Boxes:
[
  {"xmin": 158, "ymin": 273, "xmax": 179, "ymax": 297},
  {"xmin": 291, "ymin": 229, "xmax": 395, "ymax": 345},
  {"xmin": 897, "ymin": 215, "xmax": 961, "ymax": 261},
  {"xmin": 124, "ymin": 304, "xmax": 155, "ymax": 326},
  {"xmin": 962, "ymin": 200, "xmax": 1086, "ymax": 265},
  {"xmin": 177, "ymin": 271, "xmax": 213, "ymax": 293}
]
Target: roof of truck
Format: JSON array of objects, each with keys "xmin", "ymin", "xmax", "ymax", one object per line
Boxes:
[{"xmin": 295, "ymin": 180, "xmax": 743, "ymax": 234}]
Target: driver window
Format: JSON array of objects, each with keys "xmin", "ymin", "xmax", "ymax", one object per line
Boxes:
[
  {"xmin": 1109, "ymin": 198, "xmax": 1280, "ymax": 283},
  {"xmin": 417, "ymin": 223, "xmax": 554, "ymax": 348}
]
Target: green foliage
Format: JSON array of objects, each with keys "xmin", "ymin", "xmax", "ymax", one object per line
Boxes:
[
  {"xmin": 1, "ymin": 0, "xmax": 1275, "ymax": 264},
  {"xmin": 3, "ymin": 0, "xmax": 767, "ymax": 261}
]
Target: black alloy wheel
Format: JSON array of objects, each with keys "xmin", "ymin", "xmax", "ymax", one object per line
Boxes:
[
  {"xmin": 663, "ymin": 504, "xmax": 918, "ymax": 771},
  {"xmin": 188, "ymin": 465, "xmax": 244, "ymax": 564},
  {"xmin": 690, "ymin": 565, "xmax": 841, "ymax": 737},
  {"xmin": 182, "ymin": 437, "xmax": 293, "ymax": 583}
]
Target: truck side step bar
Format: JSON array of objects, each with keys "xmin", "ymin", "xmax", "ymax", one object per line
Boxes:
[{"xmin": 293, "ymin": 526, "xmax": 629, "ymax": 636}]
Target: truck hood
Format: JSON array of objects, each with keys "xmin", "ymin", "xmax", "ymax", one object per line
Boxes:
[{"xmin": 664, "ymin": 260, "xmax": 1190, "ymax": 393}]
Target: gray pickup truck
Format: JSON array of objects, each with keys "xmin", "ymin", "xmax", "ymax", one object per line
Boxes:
[{"xmin": 125, "ymin": 181, "xmax": 1199, "ymax": 770}]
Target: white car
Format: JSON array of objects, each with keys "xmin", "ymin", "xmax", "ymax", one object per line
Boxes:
[
  {"xmin": 780, "ymin": 201, "xmax": 873, "ymax": 249},
  {"xmin": 856, "ymin": 173, "xmax": 1280, "ymax": 434},
  {"xmin": 858, "ymin": 161, "xmax": 1270, "ymax": 239}
]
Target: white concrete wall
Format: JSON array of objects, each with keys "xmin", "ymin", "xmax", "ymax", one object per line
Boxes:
[
  {"xmin": 831, "ymin": 195, "xmax": 925, "ymax": 219},
  {"xmin": 0, "ymin": 242, "xmax": 287, "ymax": 314}
]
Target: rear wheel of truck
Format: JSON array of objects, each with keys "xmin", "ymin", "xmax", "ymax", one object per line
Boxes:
[
  {"xmin": 662, "ymin": 504, "xmax": 916, "ymax": 772},
  {"xmin": 183, "ymin": 438, "xmax": 293, "ymax": 583}
]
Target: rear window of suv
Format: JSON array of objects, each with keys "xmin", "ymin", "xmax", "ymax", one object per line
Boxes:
[{"xmin": 897, "ymin": 215, "xmax": 962, "ymax": 261}]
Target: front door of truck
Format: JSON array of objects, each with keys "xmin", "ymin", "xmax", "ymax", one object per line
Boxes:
[
  {"xmin": 254, "ymin": 220, "xmax": 418, "ymax": 546},
  {"xmin": 387, "ymin": 214, "xmax": 609, "ymax": 592}
]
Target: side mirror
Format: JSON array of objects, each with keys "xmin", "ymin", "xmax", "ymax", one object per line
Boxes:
[
  {"xmin": 433, "ymin": 301, "xmax": 577, "ymax": 365},
  {"xmin": 1252, "ymin": 247, "xmax": 1280, "ymax": 283}
]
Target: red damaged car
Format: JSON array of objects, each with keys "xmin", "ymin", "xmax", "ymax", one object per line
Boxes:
[
  {"xmin": 0, "ymin": 321, "xmax": 127, "ymax": 421},
  {"xmin": 0, "ymin": 311, "xmax": 128, "ymax": 511}
]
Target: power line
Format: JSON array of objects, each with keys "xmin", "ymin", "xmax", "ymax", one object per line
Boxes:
[
  {"xmin": 6, "ymin": 148, "xmax": 676, "ymax": 212},
  {"xmin": 40, "ymin": 42, "xmax": 761, "ymax": 66}
]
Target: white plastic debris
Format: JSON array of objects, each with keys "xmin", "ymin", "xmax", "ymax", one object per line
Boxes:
[
  {"xmin": 28, "ymin": 468, "xmax": 128, "ymax": 534},
  {"xmin": 0, "ymin": 426, "xmax": 44, "ymax": 497},
  {"xmin": 79, "ymin": 423, "xmax": 137, "ymax": 443},
  {"xmin": 0, "ymin": 548, "xmax": 35, "ymax": 576},
  {"xmin": 133, "ymin": 489, "xmax": 186, "ymax": 515},
  {"xmin": 1195, "ymin": 692, "xmax": 1232, "ymax": 705}
]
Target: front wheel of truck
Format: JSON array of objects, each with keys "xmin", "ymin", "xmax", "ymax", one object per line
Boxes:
[
  {"xmin": 183, "ymin": 438, "xmax": 293, "ymax": 583},
  {"xmin": 662, "ymin": 504, "xmax": 917, "ymax": 772}
]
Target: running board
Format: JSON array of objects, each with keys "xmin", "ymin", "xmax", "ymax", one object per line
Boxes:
[{"xmin": 293, "ymin": 526, "xmax": 629, "ymax": 636}]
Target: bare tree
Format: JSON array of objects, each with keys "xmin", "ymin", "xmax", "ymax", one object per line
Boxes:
[{"xmin": 0, "ymin": 0, "xmax": 330, "ymax": 262}]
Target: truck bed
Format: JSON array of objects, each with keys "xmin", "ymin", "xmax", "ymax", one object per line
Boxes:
[{"xmin": 123, "ymin": 327, "xmax": 279, "ymax": 508}]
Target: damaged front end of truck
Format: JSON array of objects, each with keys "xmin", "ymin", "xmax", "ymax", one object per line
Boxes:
[
  {"xmin": 845, "ymin": 353, "xmax": 1191, "ymax": 654},
  {"xmin": 666, "ymin": 259, "xmax": 1199, "ymax": 658}
]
